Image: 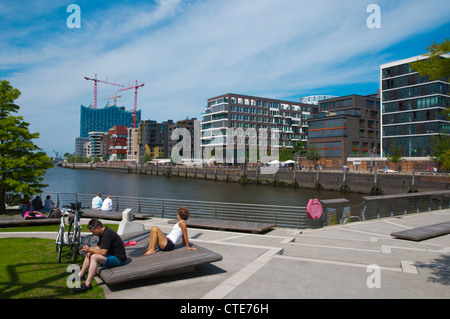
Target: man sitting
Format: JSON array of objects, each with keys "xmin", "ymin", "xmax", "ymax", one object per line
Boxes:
[{"xmin": 74, "ymin": 218, "xmax": 126, "ymax": 292}]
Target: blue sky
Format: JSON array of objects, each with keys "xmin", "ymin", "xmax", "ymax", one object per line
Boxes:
[{"xmin": 1, "ymin": 0, "xmax": 449, "ymax": 156}]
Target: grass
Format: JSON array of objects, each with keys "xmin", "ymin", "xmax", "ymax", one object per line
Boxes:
[
  {"xmin": 0, "ymin": 223, "xmax": 120, "ymax": 299},
  {"xmin": 0, "ymin": 224, "xmax": 119, "ymax": 233},
  {"xmin": 0, "ymin": 237, "xmax": 106, "ymax": 299}
]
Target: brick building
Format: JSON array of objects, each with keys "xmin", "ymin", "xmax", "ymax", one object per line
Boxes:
[{"xmin": 307, "ymin": 94, "xmax": 381, "ymax": 166}]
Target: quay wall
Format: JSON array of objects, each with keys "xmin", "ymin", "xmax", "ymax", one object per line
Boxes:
[{"xmin": 62, "ymin": 163, "xmax": 450, "ymax": 195}]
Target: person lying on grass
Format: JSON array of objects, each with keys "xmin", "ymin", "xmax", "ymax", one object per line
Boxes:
[{"xmin": 142, "ymin": 207, "xmax": 197, "ymax": 255}]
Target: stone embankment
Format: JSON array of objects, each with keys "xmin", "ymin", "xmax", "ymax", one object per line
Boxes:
[{"xmin": 63, "ymin": 162, "xmax": 449, "ymax": 195}]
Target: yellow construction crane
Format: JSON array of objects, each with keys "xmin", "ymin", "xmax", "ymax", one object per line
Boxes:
[{"xmin": 102, "ymin": 93, "xmax": 122, "ymax": 106}]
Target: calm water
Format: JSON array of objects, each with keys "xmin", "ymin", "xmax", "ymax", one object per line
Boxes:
[{"xmin": 42, "ymin": 167, "xmax": 366, "ymax": 207}]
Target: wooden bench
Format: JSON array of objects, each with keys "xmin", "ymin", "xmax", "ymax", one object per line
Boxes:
[
  {"xmin": 81, "ymin": 209, "xmax": 152, "ymax": 221},
  {"xmin": 168, "ymin": 218, "xmax": 275, "ymax": 234},
  {"xmin": 81, "ymin": 230, "xmax": 223, "ymax": 286},
  {"xmin": 391, "ymin": 221, "xmax": 450, "ymax": 241},
  {"xmin": 0, "ymin": 216, "xmax": 59, "ymax": 227}
]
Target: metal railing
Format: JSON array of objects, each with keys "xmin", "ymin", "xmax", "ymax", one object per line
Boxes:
[
  {"xmin": 361, "ymin": 190, "xmax": 450, "ymax": 220},
  {"xmin": 9, "ymin": 190, "xmax": 449, "ymax": 230},
  {"xmin": 42, "ymin": 192, "xmax": 319, "ymax": 229}
]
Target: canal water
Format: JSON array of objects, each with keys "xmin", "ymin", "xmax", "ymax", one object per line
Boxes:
[{"xmin": 42, "ymin": 167, "xmax": 366, "ymax": 207}]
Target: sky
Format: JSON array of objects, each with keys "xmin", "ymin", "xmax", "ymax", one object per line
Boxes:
[{"xmin": 1, "ymin": 0, "xmax": 449, "ymax": 156}]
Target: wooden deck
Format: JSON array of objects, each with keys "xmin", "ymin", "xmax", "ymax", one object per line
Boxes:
[
  {"xmin": 81, "ymin": 209, "xmax": 152, "ymax": 221},
  {"xmin": 391, "ymin": 221, "xmax": 450, "ymax": 241},
  {"xmin": 82, "ymin": 231, "xmax": 223, "ymax": 286},
  {"xmin": 0, "ymin": 216, "xmax": 59, "ymax": 227},
  {"xmin": 169, "ymin": 218, "xmax": 275, "ymax": 234}
]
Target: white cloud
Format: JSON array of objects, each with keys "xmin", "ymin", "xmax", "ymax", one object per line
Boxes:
[{"xmin": 3, "ymin": 0, "xmax": 450, "ymax": 154}]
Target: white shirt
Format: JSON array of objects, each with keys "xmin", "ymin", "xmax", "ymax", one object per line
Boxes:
[
  {"xmin": 166, "ymin": 222, "xmax": 183, "ymax": 245},
  {"xmin": 92, "ymin": 196, "xmax": 103, "ymax": 209},
  {"xmin": 101, "ymin": 198, "xmax": 113, "ymax": 211}
]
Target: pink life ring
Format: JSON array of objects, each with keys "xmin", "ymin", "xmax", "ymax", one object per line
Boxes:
[{"xmin": 307, "ymin": 199, "xmax": 323, "ymax": 220}]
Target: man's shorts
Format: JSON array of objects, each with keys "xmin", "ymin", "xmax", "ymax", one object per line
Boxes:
[{"xmin": 101, "ymin": 254, "xmax": 125, "ymax": 268}]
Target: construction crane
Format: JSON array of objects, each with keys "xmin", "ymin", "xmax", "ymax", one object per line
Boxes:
[
  {"xmin": 84, "ymin": 74, "xmax": 124, "ymax": 108},
  {"xmin": 118, "ymin": 80, "xmax": 144, "ymax": 128},
  {"xmin": 102, "ymin": 93, "xmax": 122, "ymax": 106}
]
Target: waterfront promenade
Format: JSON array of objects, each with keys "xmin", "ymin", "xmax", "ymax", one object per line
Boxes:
[{"xmin": 2, "ymin": 209, "xmax": 449, "ymax": 299}]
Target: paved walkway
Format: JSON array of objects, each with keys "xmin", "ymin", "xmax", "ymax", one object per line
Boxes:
[{"xmin": 1, "ymin": 209, "xmax": 449, "ymax": 300}]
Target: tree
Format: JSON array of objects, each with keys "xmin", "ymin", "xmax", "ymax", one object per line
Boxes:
[
  {"xmin": 430, "ymin": 133, "xmax": 450, "ymax": 168},
  {"xmin": 441, "ymin": 149, "xmax": 450, "ymax": 170},
  {"xmin": 411, "ymin": 38, "xmax": 450, "ymax": 119},
  {"xmin": 0, "ymin": 80, "xmax": 54, "ymax": 214},
  {"xmin": 386, "ymin": 141, "xmax": 404, "ymax": 170},
  {"xmin": 293, "ymin": 141, "xmax": 306, "ymax": 157},
  {"xmin": 410, "ymin": 38, "xmax": 449, "ymax": 81},
  {"xmin": 306, "ymin": 143, "xmax": 322, "ymax": 167},
  {"xmin": 279, "ymin": 147, "xmax": 294, "ymax": 162}
]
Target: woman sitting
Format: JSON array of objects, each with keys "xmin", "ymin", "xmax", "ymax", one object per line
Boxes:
[{"xmin": 142, "ymin": 207, "xmax": 197, "ymax": 255}]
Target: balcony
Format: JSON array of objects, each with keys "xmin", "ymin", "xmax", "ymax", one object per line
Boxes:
[{"xmin": 206, "ymin": 104, "xmax": 229, "ymax": 115}]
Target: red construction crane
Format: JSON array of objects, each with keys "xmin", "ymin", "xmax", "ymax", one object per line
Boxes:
[
  {"xmin": 118, "ymin": 80, "xmax": 144, "ymax": 128},
  {"xmin": 84, "ymin": 74, "xmax": 125, "ymax": 108}
]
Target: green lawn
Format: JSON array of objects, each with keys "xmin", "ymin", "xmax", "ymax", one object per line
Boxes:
[
  {"xmin": 0, "ymin": 224, "xmax": 119, "ymax": 233},
  {"xmin": 0, "ymin": 236, "xmax": 112, "ymax": 299}
]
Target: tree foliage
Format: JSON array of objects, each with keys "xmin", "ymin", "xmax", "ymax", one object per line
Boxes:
[
  {"xmin": 306, "ymin": 143, "xmax": 322, "ymax": 163},
  {"xmin": 0, "ymin": 80, "xmax": 54, "ymax": 213},
  {"xmin": 411, "ymin": 38, "xmax": 450, "ymax": 167},
  {"xmin": 386, "ymin": 141, "xmax": 404, "ymax": 171},
  {"xmin": 430, "ymin": 133, "xmax": 450, "ymax": 167},
  {"xmin": 410, "ymin": 38, "xmax": 450, "ymax": 81}
]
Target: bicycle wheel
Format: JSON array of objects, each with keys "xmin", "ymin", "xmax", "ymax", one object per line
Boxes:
[
  {"xmin": 71, "ymin": 226, "xmax": 81, "ymax": 262},
  {"xmin": 56, "ymin": 226, "xmax": 64, "ymax": 263},
  {"xmin": 67, "ymin": 216, "xmax": 75, "ymax": 247}
]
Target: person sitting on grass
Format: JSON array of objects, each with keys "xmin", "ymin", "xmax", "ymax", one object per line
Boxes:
[
  {"xmin": 142, "ymin": 207, "xmax": 197, "ymax": 255},
  {"xmin": 73, "ymin": 218, "xmax": 127, "ymax": 293}
]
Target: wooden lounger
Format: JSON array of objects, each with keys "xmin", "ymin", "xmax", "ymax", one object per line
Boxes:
[
  {"xmin": 81, "ymin": 209, "xmax": 152, "ymax": 221},
  {"xmin": 0, "ymin": 216, "xmax": 59, "ymax": 227},
  {"xmin": 82, "ymin": 230, "xmax": 223, "ymax": 286},
  {"xmin": 391, "ymin": 221, "xmax": 450, "ymax": 241},
  {"xmin": 168, "ymin": 217, "xmax": 275, "ymax": 234}
]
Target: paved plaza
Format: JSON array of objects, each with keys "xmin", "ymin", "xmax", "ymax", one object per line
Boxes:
[{"xmin": 2, "ymin": 209, "xmax": 449, "ymax": 300}]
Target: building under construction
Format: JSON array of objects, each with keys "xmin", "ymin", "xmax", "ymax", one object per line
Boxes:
[{"xmin": 79, "ymin": 104, "xmax": 141, "ymax": 138}]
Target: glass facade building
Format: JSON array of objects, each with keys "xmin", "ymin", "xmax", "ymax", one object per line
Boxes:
[
  {"xmin": 80, "ymin": 105, "xmax": 141, "ymax": 138},
  {"xmin": 380, "ymin": 55, "xmax": 450, "ymax": 157}
]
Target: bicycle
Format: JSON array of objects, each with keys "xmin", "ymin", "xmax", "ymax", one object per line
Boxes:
[
  {"xmin": 66, "ymin": 202, "xmax": 84, "ymax": 262},
  {"xmin": 55, "ymin": 209, "xmax": 70, "ymax": 263}
]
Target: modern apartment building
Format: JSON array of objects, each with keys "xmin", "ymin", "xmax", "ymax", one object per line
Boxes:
[
  {"xmin": 126, "ymin": 127, "xmax": 139, "ymax": 162},
  {"xmin": 75, "ymin": 137, "xmax": 89, "ymax": 157},
  {"xmin": 201, "ymin": 93, "xmax": 310, "ymax": 163},
  {"xmin": 88, "ymin": 131, "xmax": 107, "ymax": 158},
  {"xmin": 300, "ymin": 95, "xmax": 338, "ymax": 105},
  {"xmin": 168, "ymin": 118, "xmax": 201, "ymax": 161},
  {"xmin": 137, "ymin": 120, "xmax": 174, "ymax": 162},
  {"xmin": 307, "ymin": 94, "xmax": 381, "ymax": 162},
  {"xmin": 380, "ymin": 55, "xmax": 450, "ymax": 157},
  {"xmin": 80, "ymin": 104, "xmax": 141, "ymax": 138}
]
